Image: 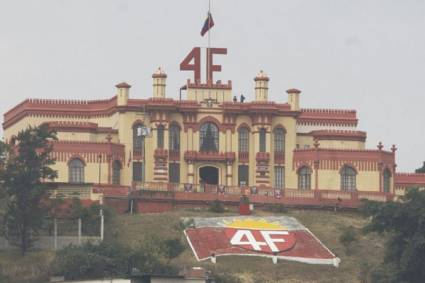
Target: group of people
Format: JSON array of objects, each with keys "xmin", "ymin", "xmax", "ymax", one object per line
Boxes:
[{"xmin": 233, "ymin": 94, "xmax": 246, "ymax": 103}]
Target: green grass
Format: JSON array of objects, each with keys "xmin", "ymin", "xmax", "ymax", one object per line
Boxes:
[
  {"xmin": 0, "ymin": 208, "xmax": 385, "ymax": 283},
  {"xmin": 0, "ymin": 250, "xmax": 54, "ymax": 283},
  {"xmin": 106, "ymin": 208, "xmax": 386, "ymax": 283}
]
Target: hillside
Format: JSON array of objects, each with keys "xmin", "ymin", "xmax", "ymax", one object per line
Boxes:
[{"xmin": 106, "ymin": 208, "xmax": 385, "ymax": 283}]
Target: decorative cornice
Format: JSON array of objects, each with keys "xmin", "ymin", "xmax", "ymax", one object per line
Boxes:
[
  {"xmin": 45, "ymin": 121, "xmax": 118, "ymax": 134},
  {"xmin": 307, "ymin": 130, "xmax": 366, "ymax": 142},
  {"xmin": 395, "ymin": 173, "xmax": 425, "ymax": 186},
  {"xmin": 293, "ymin": 148, "xmax": 395, "ymax": 171},
  {"xmin": 297, "ymin": 108, "xmax": 358, "ymax": 127}
]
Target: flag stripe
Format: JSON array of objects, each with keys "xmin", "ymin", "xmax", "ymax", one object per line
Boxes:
[{"xmin": 201, "ymin": 13, "xmax": 214, "ymax": 36}]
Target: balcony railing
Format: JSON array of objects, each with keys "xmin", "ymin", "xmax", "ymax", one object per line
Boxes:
[
  {"xmin": 169, "ymin": 150, "xmax": 180, "ymax": 161},
  {"xmin": 256, "ymin": 152, "xmax": 270, "ymax": 162},
  {"xmin": 133, "ymin": 149, "xmax": 143, "ymax": 160},
  {"xmin": 274, "ymin": 151, "xmax": 285, "ymax": 164},
  {"xmin": 184, "ymin": 151, "xmax": 236, "ymax": 163},
  {"xmin": 154, "ymin": 148, "xmax": 168, "ymax": 159},
  {"xmin": 238, "ymin": 151, "xmax": 249, "ymax": 163}
]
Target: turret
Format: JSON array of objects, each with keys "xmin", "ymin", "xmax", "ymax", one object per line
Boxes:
[
  {"xmin": 152, "ymin": 67, "xmax": 167, "ymax": 99},
  {"xmin": 286, "ymin": 88, "xmax": 301, "ymax": 111},
  {"xmin": 116, "ymin": 82, "xmax": 131, "ymax": 106},
  {"xmin": 254, "ymin": 70, "xmax": 269, "ymax": 102}
]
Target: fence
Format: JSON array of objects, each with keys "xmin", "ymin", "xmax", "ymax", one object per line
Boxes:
[
  {"xmin": 128, "ymin": 182, "xmax": 394, "ymax": 211},
  {"xmin": 0, "ymin": 213, "xmax": 104, "ymax": 250}
]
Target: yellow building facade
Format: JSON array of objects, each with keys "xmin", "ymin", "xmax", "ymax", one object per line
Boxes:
[{"xmin": 3, "ymin": 61, "xmax": 425, "ymax": 207}]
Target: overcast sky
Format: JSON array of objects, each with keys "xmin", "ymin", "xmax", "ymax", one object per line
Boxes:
[{"xmin": 0, "ymin": 0, "xmax": 424, "ymax": 171}]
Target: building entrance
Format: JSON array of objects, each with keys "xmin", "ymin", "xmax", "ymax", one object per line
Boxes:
[{"xmin": 199, "ymin": 166, "xmax": 219, "ymax": 185}]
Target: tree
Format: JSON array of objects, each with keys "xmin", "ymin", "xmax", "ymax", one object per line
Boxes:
[
  {"xmin": 415, "ymin": 162, "xmax": 425, "ymax": 173},
  {"xmin": 0, "ymin": 141, "xmax": 10, "ymax": 207},
  {"xmin": 0, "ymin": 125, "xmax": 57, "ymax": 255},
  {"xmin": 361, "ymin": 188, "xmax": 425, "ymax": 283}
]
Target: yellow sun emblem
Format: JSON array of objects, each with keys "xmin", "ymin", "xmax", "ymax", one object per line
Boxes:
[{"xmin": 224, "ymin": 218, "xmax": 286, "ymax": 230}]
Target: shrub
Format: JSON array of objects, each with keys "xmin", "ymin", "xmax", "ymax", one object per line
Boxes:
[
  {"xmin": 339, "ymin": 226, "xmax": 358, "ymax": 255},
  {"xmin": 211, "ymin": 271, "xmax": 242, "ymax": 283},
  {"xmin": 209, "ymin": 200, "xmax": 225, "ymax": 213},
  {"xmin": 51, "ymin": 236, "xmax": 185, "ymax": 281},
  {"xmin": 263, "ymin": 204, "xmax": 288, "ymax": 213},
  {"xmin": 51, "ymin": 241, "xmax": 131, "ymax": 280}
]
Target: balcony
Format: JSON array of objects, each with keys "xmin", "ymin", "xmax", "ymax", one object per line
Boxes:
[
  {"xmin": 154, "ymin": 148, "xmax": 168, "ymax": 159},
  {"xmin": 238, "ymin": 151, "xmax": 249, "ymax": 163},
  {"xmin": 184, "ymin": 151, "xmax": 236, "ymax": 163},
  {"xmin": 274, "ymin": 151, "xmax": 285, "ymax": 164},
  {"xmin": 256, "ymin": 152, "xmax": 270, "ymax": 163},
  {"xmin": 133, "ymin": 149, "xmax": 143, "ymax": 160},
  {"xmin": 169, "ymin": 150, "xmax": 180, "ymax": 161}
]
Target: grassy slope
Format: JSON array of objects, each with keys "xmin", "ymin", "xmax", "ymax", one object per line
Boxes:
[
  {"xmin": 107, "ymin": 209, "xmax": 385, "ymax": 283},
  {"xmin": 0, "ymin": 250, "xmax": 54, "ymax": 283}
]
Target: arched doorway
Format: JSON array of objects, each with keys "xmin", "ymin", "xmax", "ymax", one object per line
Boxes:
[{"xmin": 199, "ymin": 166, "xmax": 219, "ymax": 185}]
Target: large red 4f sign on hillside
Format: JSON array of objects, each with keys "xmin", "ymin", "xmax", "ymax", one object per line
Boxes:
[{"xmin": 180, "ymin": 47, "xmax": 227, "ymax": 84}]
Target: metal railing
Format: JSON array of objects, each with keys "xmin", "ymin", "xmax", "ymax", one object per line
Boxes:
[{"xmin": 132, "ymin": 182, "xmax": 393, "ymax": 204}]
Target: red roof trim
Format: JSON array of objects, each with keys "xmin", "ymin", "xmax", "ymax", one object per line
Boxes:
[{"xmin": 395, "ymin": 173, "xmax": 425, "ymax": 186}]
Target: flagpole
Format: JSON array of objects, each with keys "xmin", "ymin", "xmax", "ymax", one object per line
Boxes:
[{"xmin": 207, "ymin": 0, "xmax": 211, "ymax": 87}]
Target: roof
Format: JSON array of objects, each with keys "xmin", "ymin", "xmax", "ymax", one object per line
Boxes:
[
  {"xmin": 298, "ymin": 108, "xmax": 358, "ymax": 126},
  {"xmin": 45, "ymin": 121, "xmax": 118, "ymax": 134},
  {"xmin": 308, "ymin": 130, "xmax": 367, "ymax": 142},
  {"xmin": 395, "ymin": 173, "xmax": 425, "ymax": 186},
  {"xmin": 115, "ymin": 82, "xmax": 132, "ymax": 88}
]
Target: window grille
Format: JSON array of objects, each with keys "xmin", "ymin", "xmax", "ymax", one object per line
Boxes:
[
  {"xmin": 169, "ymin": 163, "xmax": 180, "ymax": 184},
  {"xmin": 238, "ymin": 165, "xmax": 249, "ymax": 186},
  {"xmin": 340, "ymin": 165, "xmax": 357, "ymax": 191},
  {"xmin": 69, "ymin": 158, "xmax": 85, "ymax": 183},
  {"xmin": 274, "ymin": 128, "xmax": 285, "ymax": 153},
  {"xmin": 274, "ymin": 166, "xmax": 285, "ymax": 189},
  {"xmin": 259, "ymin": 128, "xmax": 266, "ymax": 153},
  {"xmin": 133, "ymin": 162, "xmax": 144, "ymax": 182},
  {"xmin": 298, "ymin": 166, "xmax": 311, "ymax": 190},
  {"xmin": 238, "ymin": 127, "xmax": 249, "ymax": 153},
  {"xmin": 383, "ymin": 169, "xmax": 391, "ymax": 193},
  {"xmin": 200, "ymin": 122, "xmax": 219, "ymax": 152},
  {"xmin": 112, "ymin": 160, "xmax": 121, "ymax": 185}
]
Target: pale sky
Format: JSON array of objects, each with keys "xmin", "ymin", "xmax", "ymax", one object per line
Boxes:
[{"xmin": 0, "ymin": 0, "xmax": 424, "ymax": 171}]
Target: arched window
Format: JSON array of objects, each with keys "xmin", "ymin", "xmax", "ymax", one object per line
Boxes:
[
  {"xmin": 298, "ymin": 166, "xmax": 311, "ymax": 190},
  {"xmin": 274, "ymin": 128, "xmax": 285, "ymax": 153},
  {"xmin": 341, "ymin": 165, "xmax": 357, "ymax": 191},
  {"xmin": 157, "ymin": 125, "xmax": 165, "ymax": 149},
  {"xmin": 133, "ymin": 123, "xmax": 145, "ymax": 155},
  {"xmin": 200, "ymin": 122, "xmax": 219, "ymax": 152},
  {"xmin": 259, "ymin": 128, "xmax": 266, "ymax": 153},
  {"xmin": 112, "ymin": 160, "xmax": 121, "ymax": 185},
  {"xmin": 69, "ymin": 158, "xmax": 85, "ymax": 184},
  {"xmin": 169, "ymin": 124, "xmax": 180, "ymax": 152},
  {"xmin": 238, "ymin": 127, "xmax": 249, "ymax": 153},
  {"xmin": 383, "ymin": 169, "xmax": 391, "ymax": 193}
]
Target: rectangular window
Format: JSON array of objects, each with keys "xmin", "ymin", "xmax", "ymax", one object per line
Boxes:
[
  {"xmin": 132, "ymin": 162, "xmax": 144, "ymax": 182},
  {"xmin": 238, "ymin": 129, "xmax": 249, "ymax": 152},
  {"xmin": 157, "ymin": 126, "xmax": 164, "ymax": 149},
  {"xmin": 259, "ymin": 128, "xmax": 266, "ymax": 153},
  {"xmin": 169, "ymin": 163, "xmax": 180, "ymax": 183},
  {"xmin": 238, "ymin": 165, "xmax": 249, "ymax": 186},
  {"xmin": 274, "ymin": 166, "xmax": 285, "ymax": 189}
]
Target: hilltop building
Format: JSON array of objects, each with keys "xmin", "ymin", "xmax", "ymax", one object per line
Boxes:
[{"xmin": 3, "ymin": 50, "xmax": 425, "ymax": 210}]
